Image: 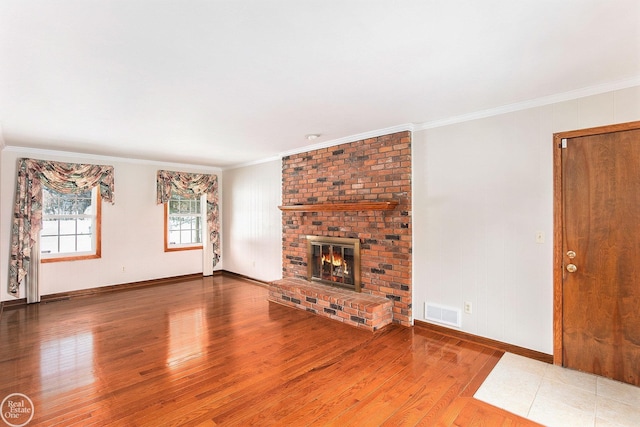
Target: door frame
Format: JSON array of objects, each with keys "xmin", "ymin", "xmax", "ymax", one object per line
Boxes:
[{"xmin": 553, "ymin": 120, "xmax": 640, "ymax": 365}]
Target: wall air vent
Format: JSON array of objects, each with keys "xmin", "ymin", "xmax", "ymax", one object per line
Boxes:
[{"xmin": 424, "ymin": 302, "xmax": 461, "ymax": 328}]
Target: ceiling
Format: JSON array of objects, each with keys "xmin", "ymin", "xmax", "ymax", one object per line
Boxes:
[{"xmin": 1, "ymin": 1, "xmax": 639, "ymax": 168}]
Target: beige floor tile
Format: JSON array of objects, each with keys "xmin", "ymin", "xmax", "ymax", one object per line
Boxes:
[
  {"xmin": 475, "ymin": 353, "xmax": 640, "ymax": 427},
  {"xmin": 597, "ymin": 377, "xmax": 640, "ymax": 407},
  {"xmin": 474, "ymin": 380, "xmax": 537, "ymax": 418},
  {"xmin": 536, "ymin": 377, "xmax": 597, "ymax": 412},
  {"xmin": 596, "ymin": 395, "xmax": 640, "ymax": 426},
  {"xmin": 499, "ymin": 352, "xmax": 549, "ymax": 377},
  {"xmin": 474, "ymin": 354, "xmax": 543, "ymax": 417},
  {"xmin": 528, "ymin": 394, "xmax": 597, "ymax": 427},
  {"xmin": 544, "ymin": 364, "xmax": 598, "ymax": 393},
  {"xmin": 595, "ymin": 417, "xmax": 625, "ymax": 427}
]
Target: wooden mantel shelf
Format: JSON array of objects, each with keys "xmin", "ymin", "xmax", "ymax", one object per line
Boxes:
[{"xmin": 278, "ymin": 200, "xmax": 398, "ymax": 212}]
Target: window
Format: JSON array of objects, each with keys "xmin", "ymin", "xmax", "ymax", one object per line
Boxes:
[
  {"xmin": 41, "ymin": 186, "xmax": 101, "ymax": 262},
  {"xmin": 165, "ymin": 194, "xmax": 203, "ymax": 251}
]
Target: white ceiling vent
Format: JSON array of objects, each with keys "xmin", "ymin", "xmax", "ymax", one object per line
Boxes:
[{"xmin": 424, "ymin": 302, "xmax": 461, "ymax": 328}]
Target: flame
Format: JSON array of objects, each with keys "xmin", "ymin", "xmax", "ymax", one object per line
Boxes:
[{"xmin": 322, "ymin": 251, "xmax": 349, "ymax": 275}]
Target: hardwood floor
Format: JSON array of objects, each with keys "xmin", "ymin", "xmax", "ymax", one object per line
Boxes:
[{"xmin": 0, "ymin": 275, "xmax": 540, "ymax": 426}]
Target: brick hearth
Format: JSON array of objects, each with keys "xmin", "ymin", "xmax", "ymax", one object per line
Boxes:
[
  {"xmin": 269, "ymin": 278, "xmax": 393, "ymax": 331},
  {"xmin": 274, "ymin": 131, "xmax": 412, "ymax": 328}
]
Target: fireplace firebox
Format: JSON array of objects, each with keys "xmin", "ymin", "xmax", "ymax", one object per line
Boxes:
[{"xmin": 307, "ymin": 236, "xmax": 361, "ymax": 292}]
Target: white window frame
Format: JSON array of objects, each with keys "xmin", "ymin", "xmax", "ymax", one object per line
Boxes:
[
  {"xmin": 164, "ymin": 194, "xmax": 205, "ymax": 251},
  {"xmin": 40, "ymin": 186, "xmax": 100, "ymax": 262}
]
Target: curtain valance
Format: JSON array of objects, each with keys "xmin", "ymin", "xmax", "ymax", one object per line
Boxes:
[
  {"xmin": 156, "ymin": 170, "xmax": 220, "ymax": 267},
  {"xmin": 8, "ymin": 159, "xmax": 115, "ymax": 296}
]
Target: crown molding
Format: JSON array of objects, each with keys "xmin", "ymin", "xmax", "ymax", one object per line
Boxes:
[
  {"xmin": 415, "ymin": 76, "xmax": 640, "ymax": 131},
  {"xmin": 2, "ymin": 145, "xmax": 222, "ymax": 172}
]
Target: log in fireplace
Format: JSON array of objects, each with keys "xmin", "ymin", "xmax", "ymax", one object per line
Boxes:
[{"xmin": 307, "ymin": 235, "xmax": 361, "ymax": 292}]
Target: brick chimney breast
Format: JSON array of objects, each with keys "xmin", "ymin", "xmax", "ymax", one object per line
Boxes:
[{"xmin": 280, "ymin": 131, "xmax": 412, "ymax": 326}]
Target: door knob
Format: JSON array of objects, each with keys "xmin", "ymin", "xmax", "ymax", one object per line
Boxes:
[
  {"xmin": 566, "ymin": 264, "xmax": 577, "ymax": 273},
  {"xmin": 566, "ymin": 250, "xmax": 576, "ymax": 259}
]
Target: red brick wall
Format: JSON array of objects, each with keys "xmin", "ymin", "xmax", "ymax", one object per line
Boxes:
[{"xmin": 281, "ymin": 131, "xmax": 412, "ymax": 326}]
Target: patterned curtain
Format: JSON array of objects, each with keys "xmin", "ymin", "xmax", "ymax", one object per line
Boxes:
[
  {"xmin": 156, "ymin": 170, "xmax": 220, "ymax": 267},
  {"xmin": 8, "ymin": 159, "xmax": 115, "ymax": 297}
]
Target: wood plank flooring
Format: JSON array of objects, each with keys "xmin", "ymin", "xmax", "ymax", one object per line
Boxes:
[{"xmin": 0, "ymin": 275, "xmax": 540, "ymax": 426}]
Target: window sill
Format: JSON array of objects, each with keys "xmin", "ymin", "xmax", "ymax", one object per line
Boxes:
[
  {"xmin": 41, "ymin": 253, "xmax": 101, "ymax": 263},
  {"xmin": 165, "ymin": 246, "xmax": 203, "ymax": 252}
]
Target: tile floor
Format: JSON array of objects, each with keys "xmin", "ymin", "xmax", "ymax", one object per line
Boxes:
[{"xmin": 474, "ymin": 352, "xmax": 640, "ymax": 426}]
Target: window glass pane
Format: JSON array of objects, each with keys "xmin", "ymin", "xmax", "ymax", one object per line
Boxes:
[
  {"xmin": 41, "ymin": 236, "xmax": 58, "ymax": 254},
  {"xmin": 60, "ymin": 196, "xmax": 75, "ymax": 215},
  {"xmin": 59, "ymin": 235, "xmax": 76, "ymax": 253},
  {"xmin": 169, "ymin": 200, "xmax": 179, "ymax": 213},
  {"xmin": 43, "ymin": 191, "xmax": 59, "ymax": 215},
  {"xmin": 77, "ymin": 218, "xmax": 92, "ymax": 235},
  {"xmin": 192, "ymin": 230, "xmax": 201, "ymax": 243},
  {"xmin": 169, "ymin": 218, "xmax": 181, "ymax": 231},
  {"xmin": 169, "ymin": 230, "xmax": 180, "ymax": 245},
  {"xmin": 77, "ymin": 235, "xmax": 92, "ymax": 252},
  {"xmin": 76, "ymin": 195, "xmax": 92, "ymax": 215},
  {"xmin": 59, "ymin": 219, "xmax": 76, "ymax": 235},
  {"xmin": 180, "ymin": 230, "xmax": 191, "ymax": 243},
  {"xmin": 41, "ymin": 219, "xmax": 59, "ymax": 236}
]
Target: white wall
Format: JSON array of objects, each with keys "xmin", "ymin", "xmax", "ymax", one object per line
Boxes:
[
  {"xmin": 1, "ymin": 148, "xmax": 222, "ymax": 301},
  {"xmin": 413, "ymin": 86, "xmax": 640, "ymax": 354},
  {"xmin": 222, "ymin": 159, "xmax": 282, "ymax": 282}
]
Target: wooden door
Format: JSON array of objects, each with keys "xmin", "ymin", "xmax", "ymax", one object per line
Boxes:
[{"xmin": 556, "ymin": 122, "xmax": 640, "ymax": 386}]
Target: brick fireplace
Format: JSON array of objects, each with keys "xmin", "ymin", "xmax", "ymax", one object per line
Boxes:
[{"xmin": 269, "ymin": 131, "xmax": 412, "ymax": 329}]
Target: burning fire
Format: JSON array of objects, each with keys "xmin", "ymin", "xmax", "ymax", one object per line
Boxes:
[{"xmin": 322, "ymin": 251, "xmax": 349, "ymax": 275}]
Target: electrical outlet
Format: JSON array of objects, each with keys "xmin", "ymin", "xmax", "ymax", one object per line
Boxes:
[{"xmin": 464, "ymin": 301, "xmax": 472, "ymax": 314}]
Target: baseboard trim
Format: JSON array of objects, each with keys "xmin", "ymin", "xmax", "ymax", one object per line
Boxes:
[
  {"xmin": 221, "ymin": 270, "xmax": 271, "ymax": 287},
  {"xmin": 1, "ymin": 298, "xmax": 27, "ymax": 310},
  {"xmin": 414, "ymin": 320, "xmax": 553, "ymax": 364}
]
